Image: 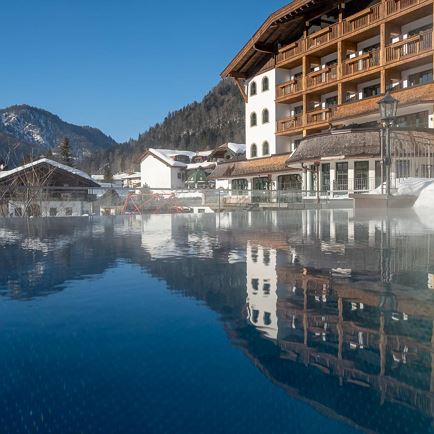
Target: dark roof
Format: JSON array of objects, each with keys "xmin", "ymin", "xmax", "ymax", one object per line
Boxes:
[
  {"xmin": 288, "ymin": 128, "xmax": 434, "ymax": 163},
  {"xmin": 208, "ymin": 153, "xmax": 296, "ymax": 179}
]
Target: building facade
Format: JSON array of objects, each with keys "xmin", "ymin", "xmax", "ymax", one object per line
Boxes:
[{"xmin": 217, "ymin": 0, "xmax": 434, "ymax": 195}]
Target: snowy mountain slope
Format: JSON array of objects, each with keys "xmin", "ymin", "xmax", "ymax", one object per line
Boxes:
[{"xmin": 0, "ymin": 105, "xmax": 117, "ymax": 163}]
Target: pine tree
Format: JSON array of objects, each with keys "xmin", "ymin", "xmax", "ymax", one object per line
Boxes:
[
  {"xmin": 59, "ymin": 137, "xmax": 73, "ymax": 166},
  {"xmin": 104, "ymin": 164, "xmax": 113, "ymax": 182}
]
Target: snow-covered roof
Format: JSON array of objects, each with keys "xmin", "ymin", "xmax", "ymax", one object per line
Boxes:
[
  {"xmin": 227, "ymin": 143, "xmax": 246, "ymax": 154},
  {"xmin": 186, "ymin": 162, "xmax": 216, "ymax": 170},
  {"xmin": 145, "ymin": 149, "xmax": 196, "ymax": 167},
  {"xmin": 0, "ymin": 158, "xmax": 96, "ymax": 183},
  {"xmin": 196, "ymin": 150, "xmax": 213, "ymax": 157}
]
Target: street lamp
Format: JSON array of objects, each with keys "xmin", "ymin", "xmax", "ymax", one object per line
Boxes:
[{"xmin": 378, "ymin": 92, "xmax": 399, "ymax": 197}]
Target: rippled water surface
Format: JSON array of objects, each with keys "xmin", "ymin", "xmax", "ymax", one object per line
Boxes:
[{"xmin": 1, "ymin": 210, "xmax": 434, "ymax": 433}]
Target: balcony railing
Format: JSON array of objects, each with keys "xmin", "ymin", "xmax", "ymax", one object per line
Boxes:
[
  {"xmin": 385, "ymin": 29, "xmax": 433, "ymax": 63},
  {"xmin": 276, "ymin": 39, "xmax": 305, "ymax": 64},
  {"xmin": 276, "ymin": 116, "xmax": 303, "ymax": 133},
  {"xmin": 276, "ymin": 80, "xmax": 303, "ymax": 100},
  {"xmin": 343, "ymin": 49, "xmax": 381, "ymax": 76},
  {"xmin": 307, "ymin": 65, "xmax": 337, "ymax": 89},
  {"xmin": 306, "ymin": 108, "xmax": 333, "ymax": 125},
  {"xmin": 307, "ymin": 23, "xmax": 339, "ymax": 49},
  {"xmin": 385, "ymin": 0, "xmax": 429, "ymax": 16},
  {"xmin": 343, "ymin": 3, "xmax": 383, "ymax": 34}
]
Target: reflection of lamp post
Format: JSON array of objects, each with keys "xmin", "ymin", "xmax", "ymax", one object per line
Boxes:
[{"xmin": 378, "ymin": 92, "xmax": 399, "ymax": 197}]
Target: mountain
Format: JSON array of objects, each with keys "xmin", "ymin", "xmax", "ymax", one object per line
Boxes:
[
  {"xmin": 0, "ymin": 105, "xmax": 117, "ymax": 165},
  {"xmin": 81, "ymin": 79, "xmax": 245, "ymax": 174}
]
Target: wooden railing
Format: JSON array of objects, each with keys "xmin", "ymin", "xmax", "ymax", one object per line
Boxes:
[
  {"xmin": 307, "ymin": 65, "xmax": 337, "ymax": 88},
  {"xmin": 306, "ymin": 108, "xmax": 332, "ymax": 125},
  {"xmin": 306, "ymin": 23, "xmax": 339, "ymax": 49},
  {"xmin": 385, "ymin": 30, "xmax": 433, "ymax": 63},
  {"xmin": 343, "ymin": 49, "xmax": 381, "ymax": 76},
  {"xmin": 276, "ymin": 116, "xmax": 303, "ymax": 133},
  {"xmin": 276, "ymin": 39, "xmax": 305, "ymax": 64},
  {"xmin": 342, "ymin": 3, "xmax": 382, "ymax": 34},
  {"xmin": 385, "ymin": 0, "xmax": 427, "ymax": 16},
  {"xmin": 276, "ymin": 80, "xmax": 303, "ymax": 99}
]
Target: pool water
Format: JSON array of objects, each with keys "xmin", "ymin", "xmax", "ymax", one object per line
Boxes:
[{"xmin": 1, "ymin": 210, "xmax": 434, "ymax": 434}]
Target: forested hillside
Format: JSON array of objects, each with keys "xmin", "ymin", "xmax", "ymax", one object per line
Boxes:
[{"xmin": 82, "ymin": 79, "xmax": 245, "ymax": 174}]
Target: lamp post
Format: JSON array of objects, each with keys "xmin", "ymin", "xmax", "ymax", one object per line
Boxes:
[{"xmin": 378, "ymin": 92, "xmax": 399, "ymax": 197}]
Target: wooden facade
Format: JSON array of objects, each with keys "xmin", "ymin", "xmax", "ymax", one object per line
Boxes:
[{"xmin": 223, "ymin": 0, "xmax": 434, "ymax": 138}]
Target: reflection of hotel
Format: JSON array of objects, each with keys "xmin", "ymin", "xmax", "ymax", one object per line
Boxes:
[
  {"xmin": 239, "ymin": 210, "xmax": 434, "ymax": 428},
  {"xmin": 246, "ymin": 243, "xmax": 278, "ymax": 340}
]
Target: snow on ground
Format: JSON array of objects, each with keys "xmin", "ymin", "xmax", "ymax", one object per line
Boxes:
[{"xmin": 370, "ymin": 177, "xmax": 434, "ymax": 210}]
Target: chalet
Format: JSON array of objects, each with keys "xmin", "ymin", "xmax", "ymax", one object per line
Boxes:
[
  {"xmin": 213, "ymin": 0, "xmax": 434, "ymax": 195},
  {"xmin": 139, "ymin": 148, "xmax": 217, "ymax": 190},
  {"xmin": 0, "ymin": 158, "xmax": 99, "ymax": 217}
]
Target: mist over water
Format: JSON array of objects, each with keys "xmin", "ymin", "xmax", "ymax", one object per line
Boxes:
[{"xmin": 0, "ymin": 210, "xmax": 433, "ymax": 433}]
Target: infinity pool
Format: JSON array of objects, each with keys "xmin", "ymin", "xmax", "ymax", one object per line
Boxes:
[{"xmin": 1, "ymin": 210, "xmax": 434, "ymax": 433}]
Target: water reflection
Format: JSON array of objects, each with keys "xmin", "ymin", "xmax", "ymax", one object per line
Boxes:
[{"xmin": 1, "ymin": 210, "xmax": 434, "ymax": 433}]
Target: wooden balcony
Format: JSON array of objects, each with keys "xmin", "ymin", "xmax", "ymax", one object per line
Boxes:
[
  {"xmin": 342, "ymin": 3, "xmax": 383, "ymax": 35},
  {"xmin": 343, "ymin": 49, "xmax": 381, "ymax": 76},
  {"xmin": 307, "ymin": 66, "xmax": 337, "ymax": 89},
  {"xmin": 276, "ymin": 39, "xmax": 305, "ymax": 65},
  {"xmin": 385, "ymin": 0, "xmax": 431, "ymax": 16},
  {"xmin": 332, "ymin": 82, "xmax": 434, "ymax": 121},
  {"xmin": 306, "ymin": 108, "xmax": 332, "ymax": 126},
  {"xmin": 385, "ymin": 30, "xmax": 433, "ymax": 63},
  {"xmin": 306, "ymin": 23, "xmax": 339, "ymax": 50},
  {"xmin": 276, "ymin": 80, "xmax": 303, "ymax": 102},
  {"xmin": 276, "ymin": 116, "xmax": 303, "ymax": 134}
]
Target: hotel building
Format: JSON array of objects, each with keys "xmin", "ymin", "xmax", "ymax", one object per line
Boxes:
[{"xmin": 211, "ymin": 0, "xmax": 434, "ymax": 195}]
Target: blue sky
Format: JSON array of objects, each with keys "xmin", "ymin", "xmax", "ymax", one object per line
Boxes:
[{"xmin": 1, "ymin": 0, "xmax": 287, "ymax": 142}]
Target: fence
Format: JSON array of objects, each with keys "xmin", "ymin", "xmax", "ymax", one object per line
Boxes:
[{"xmin": 0, "ymin": 185, "xmax": 359, "ymax": 217}]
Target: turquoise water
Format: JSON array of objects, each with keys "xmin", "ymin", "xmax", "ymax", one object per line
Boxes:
[{"xmin": 0, "ymin": 210, "xmax": 433, "ymax": 433}]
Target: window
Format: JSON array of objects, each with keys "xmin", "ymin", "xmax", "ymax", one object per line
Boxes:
[
  {"xmin": 232, "ymin": 178, "xmax": 248, "ymax": 191},
  {"xmin": 250, "ymin": 112, "xmax": 257, "ymax": 127},
  {"xmin": 396, "ymin": 111, "xmax": 429, "ymax": 128},
  {"xmin": 262, "ymin": 109, "xmax": 269, "ymax": 124},
  {"xmin": 396, "ymin": 160, "xmax": 410, "ymax": 178},
  {"xmin": 251, "ymin": 279, "xmax": 259, "ymax": 291},
  {"xmin": 263, "ymin": 312, "xmax": 272, "ymax": 326},
  {"xmin": 325, "ymin": 96, "xmax": 338, "ymax": 108},
  {"xmin": 263, "ymin": 283, "xmax": 271, "ymax": 296},
  {"xmin": 263, "ymin": 249, "xmax": 270, "ymax": 265},
  {"xmin": 294, "ymin": 105, "xmax": 303, "ymax": 116},
  {"xmin": 251, "ymin": 247, "xmax": 258, "ymax": 263},
  {"xmin": 49, "ymin": 208, "xmax": 57, "ymax": 217},
  {"xmin": 321, "ymin": 163, "xmax": 330, "ymax": 192},
  {"xmin": 335, "ymin": 162, "xmax": 348, "ymax": 191},
  {"xmin": 262, "ymin": 141, "xmax": 270, "ymax": 156},
  {"xmin": 250, "ymin": 81, "xmax": 257, "ymax": 96},
  {"xmin": 252, "ymin": 310, "xmax": 259, "ymax": 323},
  {"xmin": 363, "ymin": 84, "xmax": 380, "ymax": 98},
  {"xmin": 262, "ymin": 76, "xmax": 269, "ymax": 92},
  {"xmin": 65, "ymin": 207, "xmax": 73, "ymax": 216},
  {"xmin": 408, "ymin": 69, "xmax": 433, "ymax": 87},
  {"xmin": 354, "ymin": 161, "xmax": 369, "ymax": 191},
  {"xmin": 14, "ymin": 207, "xmax": 23, "ymax": 217},
  {"xmin": 251, "ymin": 143, "xmax": 257, "ymax": 158}
]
